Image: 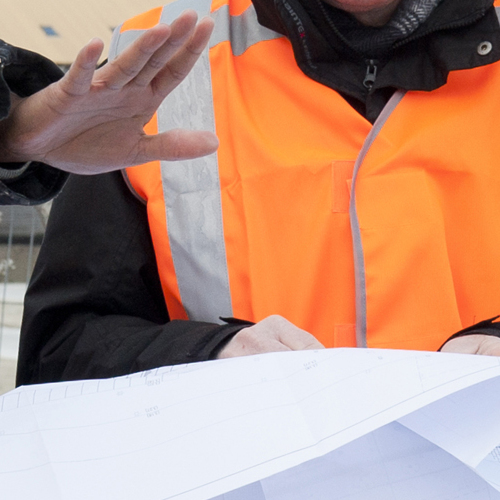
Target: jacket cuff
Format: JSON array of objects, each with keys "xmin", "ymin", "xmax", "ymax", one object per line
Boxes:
[
  {"xmin": 0, "ymin": 161, "xmax": 68, "ymax": 205},
  {"xmin": 0, "ymin": 161, "xmax": 31, "ymax": 179},
  {"xmin": 206, "ymin": 317, "xmax": 256, "ymax": 359},
  {"xmin": 182, "ymin": 322, "xmax": 249, "ymax": 362},
  {"xmin": 438, "ymin": 315, "xmax": 500, "ymax": 351}
]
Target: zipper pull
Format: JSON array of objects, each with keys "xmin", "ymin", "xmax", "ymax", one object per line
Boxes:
[{"xmin": 363, "ymin": 59, "xmax": 378, "ymax": 90}]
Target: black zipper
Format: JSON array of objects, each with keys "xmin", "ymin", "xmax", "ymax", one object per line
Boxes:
[{"xmin": 363, "ymin": 59, "xmax": 378, "ymax": 90}]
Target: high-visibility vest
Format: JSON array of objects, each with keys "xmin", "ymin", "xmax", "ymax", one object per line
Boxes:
[{"xmin": 113, "ymin": 0, "xmax": 500, "ymax": 351}]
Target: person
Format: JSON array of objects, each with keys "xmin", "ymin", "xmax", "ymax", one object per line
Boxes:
[
  {"xmin": 16, "ymin": 0, "xmax": 500, "ymax": 385},
  {"xmin": 0, "ymin": 12, "xmax": 218, "ymax": 205}
]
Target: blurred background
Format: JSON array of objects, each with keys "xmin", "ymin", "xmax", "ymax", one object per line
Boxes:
[{"xmin": 0, "ymin": 0, "xmax": 165, "ymax": 395}]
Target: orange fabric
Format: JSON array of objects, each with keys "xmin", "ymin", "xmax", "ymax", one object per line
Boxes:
[
  {"xmin": 212, "ymin": 0, "xmax": 250, "ymax": 15},
  {"xmin": 120, "ymin": 7, "xmax": 163, "ymax": 32},
  {"xmin": 210, "ymin": 36, "xmax": 364, "ymax": 347},
  {"xmin": 331, "ymin": 161, "xmax": 354, "ymax": 213},
  {"xmin": 333, "ymin": 325, "xmax": 356, "ymax": 348},
  {"xmin": 355, "ymin": 62, "xmax": 500, "ymax": 351},
  {"xmin": 124, "ymin": 0, "xmax": 500, "ymax": 352}
]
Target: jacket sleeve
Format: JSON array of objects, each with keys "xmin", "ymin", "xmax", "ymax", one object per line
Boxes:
[
  {"xmin": 16, "ymin": 171, "xmax": 243, "ymax": 386},
  {"xmin": 0, "ymin": 40, "xmax": 68, "ymax": 205},
  {"xmin": 0, "ymin": 160, "xmax": 68, "ymax": 205},
  {"xmin": 438, "ymin": 316, "xmax": 500, "ymax": 351}
]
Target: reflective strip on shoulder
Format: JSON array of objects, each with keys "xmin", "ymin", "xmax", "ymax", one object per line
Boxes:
[
  {"xmin": 160, "ymin": 0, "xmax": 283, "ymax": 56},
  {"xmin": 110, "ymin": 1, "xmax": 283, "ymax": 60},
  {"xmin": 158, "ymin": 0, "xmax": 232, "ymax": 323},
  {"xmin": 159, "ymin": 0, "xmax": 212, "ymax": 22},
  {"xmin": 349, "ymin": 90, "xmax": 406, "ymax": 348},
  {"xmin": 109, "ymin": 24, "xmax": 122, "ymax": 60},
  {"xmin": 109, "ymin": 28, "xmax": 145, "ymax": 60},
  {"xmin": 496, "ymin": 5, "xmax": 500, "ymax": 22},
  {"xmin": 109, "ymin": 6, "xmax": 164, "ymax": 59},
  {"xmin": 210, "ymin": 4, "xmax": 283, "ymax": 56},
  {"xmin": 109, "ymin": 0, "xmax": 213, "ymax": 60}
]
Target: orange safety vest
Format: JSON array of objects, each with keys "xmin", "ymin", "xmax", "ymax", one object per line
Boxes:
[{"xmin": 113, "ymin": 0, "xmax": 500, "ymax": 351}]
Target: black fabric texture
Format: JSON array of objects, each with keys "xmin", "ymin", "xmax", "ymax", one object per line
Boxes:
[
  {"xmin": 0, "ymin": 160, "xmax": 67, "ymax": 205},
  {"xmin": 314, "ymin": 0, "xmax": 444, "ymax": 57},
  {"xmin": 16, "ymin": 172, "xmax": 245, "ymax": 385},
  {"xmin": 2, "ymin": 43, "xmax": 64, "ymax": 97},
  {"xmin": 0, "ymin": 40, "xmax": 68, "ymax": 204},
  {"xmin": 254, "ymin": 0, "xmax": 500, "ymax": 121},
  {"xmin": 0, "ymin": 42, "xmax": 12, "ymax": 120}
]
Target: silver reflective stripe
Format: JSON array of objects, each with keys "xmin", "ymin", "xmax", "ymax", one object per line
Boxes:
[
  {"xmin": 110, "ymin": 0, "xmax": 282, "ymax": 322},
  {"xmin": 109, "ymin": 26, "xmax": 148, "ymax": 203},
  {"xmin": 497, "ymin": 6, "xmax": 500, "ymax": 22},
  {"xmin": 349, "ymin": 90, "xmax": 406, "ymax": 348},
  {"xmin": 108, "ymin": 0, "xmax": 214, "ymax": 60},
  {"xmin": 109, "ymin": 29, "xmax": 145, "ymax": 60},
  {"xmin": 210, "ymin": 4, "xmax": 283, "ymax": 55},
  {"xmin": 158, "ymin": 0, "xmax": 232, "ymax": 323},
  {"xmin": 160, "ymin": 0, "xmax": 212, "ymax": 23},
  {"xmin": 110, "ymin": 26, "xmax": 149, "ymax": 203},
  {"xmin": 108, "ymin": 24, "xmax": 123, "ymax": 60},
  {"xmin": 110, "ymin": 2, "xmax": 283, "ymax": 59},
  {"xmin": 158, "ymin": 0, "xmax": 280, "ymax": 321}
]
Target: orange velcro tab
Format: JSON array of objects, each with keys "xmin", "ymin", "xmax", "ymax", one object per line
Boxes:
[
  {"xmin": 331, "ymin": 160, "xmax": 354, "ymax": 213},
  {"xmin": 333, "ymin": 324, "xmax": 357, "ymax": 347}
]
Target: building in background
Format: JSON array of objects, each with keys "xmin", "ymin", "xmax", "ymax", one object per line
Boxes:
[{"xmin": 2, "ymin": 0, "xmax": 168, "ymax": 67}]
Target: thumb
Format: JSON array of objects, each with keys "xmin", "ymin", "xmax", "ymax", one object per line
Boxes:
[
  {"xmin": 138, "ymin": 129, "xmax": 219, "ymax": 162},
  {"xmin": 260, "ymin": 315, "xmax": 325, "ymax": 351}
]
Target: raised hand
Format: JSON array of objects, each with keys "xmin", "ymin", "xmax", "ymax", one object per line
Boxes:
[{"xmin": 0, "ymin": 10, "xmax": 218, "ymax": 174}]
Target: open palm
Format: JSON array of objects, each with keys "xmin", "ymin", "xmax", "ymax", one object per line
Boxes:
[{"xmin": 0, "ymin": 10, "xmax": 218, "ymax": 174}]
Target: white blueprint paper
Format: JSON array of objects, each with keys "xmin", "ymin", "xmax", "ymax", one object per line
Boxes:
[
  {"xmin": 213, "ymin": 422, "xmax": 500, "ymax": 500},
  {"xmin": 1, "ymin": 348, "xmax": 500, "ymax": 500},
  {"xmin": 398, "ymin": 375, "xmax": 500, "ymax": 467},
  {"xmin": 477, "ymin": 446, "xmax": 500, "ymax": 491}
]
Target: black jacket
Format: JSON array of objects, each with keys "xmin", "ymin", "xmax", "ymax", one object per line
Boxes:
[
  {"xmin": 0, "ymin": 40, "xmax": 68, "ymax": 205},
  {"xmin": 16, "ymin": 0, "xmax": 500, "ymax": 385}
]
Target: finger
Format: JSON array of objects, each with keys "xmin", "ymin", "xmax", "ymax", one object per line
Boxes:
[
  {"xmin": 152, "ymin": 16, "xmax": 214, "ymax": 96},
  {"xmin": 97, "ymin": 24, "xmax": 172, "ymax": 89},
  {"xmin": 441, "ymin": 334, "xmax": 500, "ymax": 356},
  {"xmin": 271, "ymin": 316, "xmax": 325, "ymax": 351},
  {"xmin": 132, "ymin": 10, "xmax": 199, "ymax": 88},
  {"xmin": 59, "ymin": 38, "xmax": 104, "ymax": 96},
  {"xmin": 478, "ymin": 336, "xmax": 500, "ymax": 356},
  {"xmin": 440, "ymin": 336, "xmax": 481, "ymax": 354},
  {"xmin": 136, "ymin": 128, "xmax": 219, "ymax": 162}
]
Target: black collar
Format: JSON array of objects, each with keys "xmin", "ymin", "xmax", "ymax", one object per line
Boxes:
[{"xmin": 252, "ymin": 0, "xmax": 500, "ymax": 121}]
